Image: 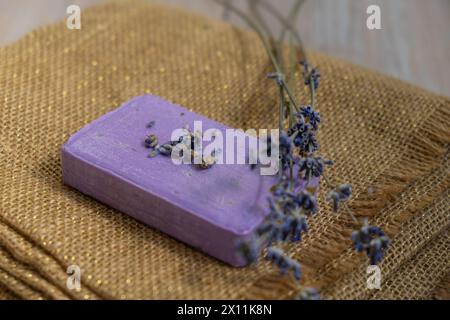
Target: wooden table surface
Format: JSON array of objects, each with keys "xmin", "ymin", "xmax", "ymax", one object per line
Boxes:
[{"xmin": 1, "ymin": 0, "xmax": 449, "ymax": 96}]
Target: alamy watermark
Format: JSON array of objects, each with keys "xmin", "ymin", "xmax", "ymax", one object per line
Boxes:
[
  {"xmin": 366, "ymin": 265, "xmax": 381, "ymax": 290},
  {"xmin": 168, "ymin": 121, "xmax": 280, "ymax": 176},
  {"xmin": 366, "ymin": 5, "xmax": 381, "ymax": 30},
  {"xmin": 66, "ymin": 264, "xmax": 81, "ymax": 290},
  {"xmin": 66, "ymin": 5, "xmax": 81, "ymax": 30}
]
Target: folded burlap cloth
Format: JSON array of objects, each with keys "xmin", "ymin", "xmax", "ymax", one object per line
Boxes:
[{"xmin": 0, "ymin": 1, "xmax": 449, "ymax": 300}]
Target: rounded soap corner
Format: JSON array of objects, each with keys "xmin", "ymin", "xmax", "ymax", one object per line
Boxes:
[
  {"xmin": 232, "ymin": 213, "xmax": 266, "ymax": 237},
  {"xmin": 61, "ymin": 137, "xmax": 75, "ymax": 153},
  {"xmin": 232, "ymin": 225, "xmax": 256, "ymax": 238}
]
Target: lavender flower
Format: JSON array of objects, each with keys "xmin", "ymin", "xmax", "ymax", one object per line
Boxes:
[
  {"xmin": 293, "ymin": 191, "xmax": 318, "ymax": 214},
  {"xmin": 266, "ymin": 217, "xmax": 287, "ymax": 243},
  {"xmin": 337, "ymin": 184, "xmax": 352, "ymax": 199},
  {"xmin": 283, "ymin": 214, "xmax": 308, "ymax": 242},
  {"xmin": 306, "ymin": 68, "xmax": 320, "ymax": 90},
  {"xmin": 272, "ymin": 177, "xmax": 290, "ymax": 197},
  {"xmin": 266, "ymin": 247, "xmax": 302, "ymax": 280},
  {"xmin": 279, "ymin": 131, "xmax": 293, "ymax": 171},
  {"xmin": 351, "ymin": 220, "xmax": 390, "ymax": 265},
  {"xmin": 327, "ymin": 183, "xmax": 352, "ymax": 213},
  {"xmin": 292, "ymin": 125, "xmax": 319, "ymax": 153},
  {"xmin": 236, "ymin": 235, "xmax": 261, "ymax": 264},
  {"xmin": 144, "ymin": 134, "xmax": 158, "ymax": 148},
  {"xmin": 298, "ymin": 105, "xmax": 321, "ymax": 129},
  {"xmin": 158, "ymin": 144, "xmax": 172, "ymax": 156},
  {"xmin": 263, "ymin": 197, "xmax": 293, "ymax": 242},
  {"xmin": 297, "ymin": 156, "xmax": 333, "ymax": 179},
  {"xmin": 300, "ymin": 60, "xmax": 320, "ymax": 90},
  {"xmin": 288, "ymin": 114, "xmax": 306, "ymax": 136},
  {"xmin": 257, "ymin": 183, "xmax": 315, "ymax": 245}
]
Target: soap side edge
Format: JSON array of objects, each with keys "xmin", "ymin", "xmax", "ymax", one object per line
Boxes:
[{"xmin": 61, "ymin": 145, "xmax": 250, "ymax": 267}]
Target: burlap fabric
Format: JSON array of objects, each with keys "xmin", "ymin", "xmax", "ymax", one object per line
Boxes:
[{"xmin": 0, "ymin": 1, "xmax": 449, "ymax": 300}]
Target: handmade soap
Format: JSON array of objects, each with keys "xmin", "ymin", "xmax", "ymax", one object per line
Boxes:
[{"xmin": 61, "ymin": 95, "xmax": 318, "ymax": 266}]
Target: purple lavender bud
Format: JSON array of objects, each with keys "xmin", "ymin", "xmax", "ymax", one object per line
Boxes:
[
  {"xmin": 298, "ymin": 156, "xmax": 327, "ymax": 178},
  {"xmin": 144, "ymin": 134, "xmax": 158, "ymax": 148},
  {"xmin": 289, "ymin": 259, "xmax": 302, "ymax": 280},
  {"xmin": 351, "ymin": 223, "xmax": 390, "ymax": 265},
  {"xmin": 337, "ymin": 183, "xmax": 352, "ymax": 200},
  {"xmin": 299, "ymin": 106, "xmax": 321, "ymax": 129},
  {"xmin": 236, "ymin": 235, "xmax": 260, "ymax": 264},
  {"xmin": 295, "ymin": 191, "xmax": 317, "ymax": 214},
  {"xmin": 158, "ymin": 144, "xmax": 172, "ymax": 156}
]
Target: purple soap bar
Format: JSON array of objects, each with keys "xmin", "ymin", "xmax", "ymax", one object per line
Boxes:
[{"xmin": 61, "ymin": 95, "xmax": 318, "ymax": 266}]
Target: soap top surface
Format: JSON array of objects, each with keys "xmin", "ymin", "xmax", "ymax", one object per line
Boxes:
[{"xmin": 63, "ymin": 95, "xmax": 276, "ymax": 234}]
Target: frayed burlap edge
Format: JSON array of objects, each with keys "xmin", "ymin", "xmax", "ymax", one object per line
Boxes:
[
  {"xmin": 243, "ymin": 104, "xmax": 450, "ymax": 299},
  {"xmin": 321, "ymin": 189, "xmax": 449, "ymax": 299},
  {"xmin": 308, "ymin": 150, "xmax": 450, "ymax": 296}
]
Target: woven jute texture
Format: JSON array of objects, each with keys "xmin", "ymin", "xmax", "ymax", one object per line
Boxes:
[
  {"xmin": 431, "ymin": 272, "xmax": 450, "ymax": 300},
  {"xmin": 0, "ymin": 1, "xmax": 449, "ymax": 299}
]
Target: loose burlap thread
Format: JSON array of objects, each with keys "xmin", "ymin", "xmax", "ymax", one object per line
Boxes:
[{"xmin": 0, "ymin": 1, "xmax": 449, "ymax": 299}]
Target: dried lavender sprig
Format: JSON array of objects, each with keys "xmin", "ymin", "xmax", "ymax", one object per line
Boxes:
[
  {"xmin": 217, "ymin": 0, "xmax": 329, "ymax": 300},
  {"xmin": 266, "ymin": 247, "xmax": 302, "ymax": 280},
  {"xmin": 144, "ymin": 134, "xmax": 158, "ymax": 148},
  {"xmin": 352, "ymin": 219, "xmax": 390, "ymax": 265},
  {"xmin": 223, "ymin": 0, "xmax": 312, "ymax": 282},
  {"xmin": 322, "ymin": 173, "xmax": 391, "ymax": 263},
  {"xmin": 322, "ymin": 173, "xmax": 357, "ymax": 223},
  {"xmin": 220, "ymin": 0, "xmax": 390, "ymax": 297}
]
